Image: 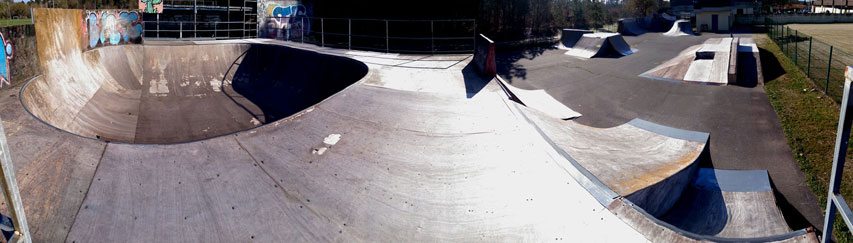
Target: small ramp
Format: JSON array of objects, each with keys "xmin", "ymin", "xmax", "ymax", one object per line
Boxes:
[
  {"xmin": 617, "ymin": 18, "xmax": 646, "ymax": 36},
  {"xmin": 663, "ymin": 20, "xmax": 695, "ymax": 37},
  {"xmin": 556, "ymin": 29, "xmax": 593, "ymax": 50},
  {"xmin": 659, "ymin": 169, "xmax": 795, "ymax": 238},
  {"xmin": 495, "ymin": 76, "xmax": 581, "ymax": 119},
  {"xmin": 565, "ymin": 33, "xmax": 636, "ymax": 59}
]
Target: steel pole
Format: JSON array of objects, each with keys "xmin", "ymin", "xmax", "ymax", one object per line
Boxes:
[
  {"xmin": 795, "ymin": 30, "xmax": 798, "ymax": 65},
  {"xmin": 430, "ymin": 20, "xmax": 434, "ymax": 54},
  {"xmin": 385, "ymin": 20, "xmax": 389, "ymax": 53},
  {"xmin": 348, "ymin": 19, "xmax": 351, "ymax": 50},
  {"xmin": 822, "ymin": 76, "xmax": 853, "ymax": 242},
  {"xmin": 321, "ymin": 18, "xmax": 324, "ymax": 47},
  {"xmin": 827, "ymin": 46, "xmax": 834, "ymax": 92},
  {"xmin": 808, "ymin": 37, "xmax": 813, "ymax": 77}
]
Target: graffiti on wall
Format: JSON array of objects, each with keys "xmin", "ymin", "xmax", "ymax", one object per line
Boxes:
[
  {"xmin": 139, "ymin": 0, "xmax": 164, "ymax": 14},
  {"xmin": 82, "ymin": 10, "xmax": 143, "ymax": 50},
  {"xmin": 258, "ymin": 2, "xmax": 310, "ymax": 40},
  {"xmin": 0, "ymin": 32, "xmax": 12, "ymax": 88}
]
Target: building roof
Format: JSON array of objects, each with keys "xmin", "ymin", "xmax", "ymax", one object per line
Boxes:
[{"xmin": 813, "ymin": 0, "xmax": 853, "ymax": 6}]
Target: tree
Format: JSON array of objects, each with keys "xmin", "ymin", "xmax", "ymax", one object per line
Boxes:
[
  {"xmin": 623, "ymin": 0, "xmax": 658, "ymax": 17},
  {"xmin": 10, "ymin": 2, "xmax": 28, "ymax": 18}
]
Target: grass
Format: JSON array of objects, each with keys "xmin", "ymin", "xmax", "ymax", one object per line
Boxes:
[
  {"xmin": 758, "ymin": 34, "xmax": 852, "ymax": 242},
  {"xmin": 789, "ymin": 23, "xmax": 853, "ymax": 54},
  {"xmin": 0, "ymin": 19, "xmax": 31, "ymax": 27}
]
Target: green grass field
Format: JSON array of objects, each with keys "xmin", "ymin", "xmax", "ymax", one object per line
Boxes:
[
  {"xmin": 759, "ymin": 34, "xmax": 852, "ymax": 242},
  {"xmin": 0, "ymin": 19, "xmax": 31, "ymax": 27},
  {"xmin": 789, "ymin": 23, "xmax": 853, "ymax": 54}
]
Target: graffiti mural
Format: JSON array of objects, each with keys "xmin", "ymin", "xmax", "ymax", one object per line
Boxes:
[
  {"xmin": 139, "ymin": 0, "xmax": 163, "ymax": 14},
  {"xmin": 258, "ymin": 1, "xmax": 310, "ymax": 40},
  {"xmin": 82, "ymin": 10, "xmax": 143, "ymax": 50},
  {"xmin": 0, "ymin": 32, "xmax": 12, "ymax": 88}
]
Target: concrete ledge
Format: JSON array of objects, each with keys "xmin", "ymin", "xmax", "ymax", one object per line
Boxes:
[
  {"xmin": 473, "ymin": 34, "xmax": 496, "ymax": 77},
  {"xmin": 728, "ymin": 38, "xmax": 739, "ymax": 85}
]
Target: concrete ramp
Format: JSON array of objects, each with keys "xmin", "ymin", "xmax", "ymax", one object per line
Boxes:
[
  {"xmin": 519, "ymin": 106, "xmax": 707, "ymax": 217},
  {"xmin": 564, "ymin": 33, "xmax": 635, "ymax": 59},
  {"xmin": 495, "ymin": 76, "xmax": 581, "ymax": 119},
  {"xmin": 663, "ymin": 20, "xmax": 695, "ymax": 37},
  {"xmin": 659, "ymin": 169, "xmax": 794, "ymax": 238},
  {"xmin": 556, "ymin": 29, "xmax": 593, "ymax": 50},
  {"xmin": 618, "ymin": 18, "xmax": 646, "ymax": 36}
]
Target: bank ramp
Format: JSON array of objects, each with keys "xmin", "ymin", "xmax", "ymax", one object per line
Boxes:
[{"xmin": 564, "ymin": 33, "xmax": 636, "ymax": 59}]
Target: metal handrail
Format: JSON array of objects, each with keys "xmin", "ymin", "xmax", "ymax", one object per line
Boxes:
[
  {"xmin": 258, "ymin": 17, "xmax": 476, "ymax": 54},
  {"xmin": 823, "ymin": 66, "xmax": 853, "ymax": 242}
]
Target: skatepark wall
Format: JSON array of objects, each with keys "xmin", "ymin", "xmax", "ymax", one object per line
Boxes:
[
  {"xmin": 82, "ymin": 9, "xmax": 143, "ymax": 51},
  {"xmin": 257, "ymin": 0, "xmax": 310, "ymax": 40},
  {"xmin": 474, "ymin": 34, "xmax": 496, "ymax": 77}
]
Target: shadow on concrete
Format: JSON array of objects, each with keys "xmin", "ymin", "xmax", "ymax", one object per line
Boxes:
[
  {"xmin": 758, "ymin": 47, "xmax": 787, "ymax": 84},
  {"xmin": 768, "ymin": 176, "xmax": 817, "ymax": 235},
  {"xmin": 736, "ymin": 52, "xmax": 759, "ymax": 88},
  {"xmin": 229, "ymin": 44, "xmax": 369, "ymax": 123},
  {"xmin": 659, "ymin": 182, "xmax": 728, "ymax": 236},
  {"xmin": 461, "ymin": 61, "xmax": 493, "ymax": 98},
  {"xmin": 495, "ymin": 44, "xmax": 555, "ymax": 83}
]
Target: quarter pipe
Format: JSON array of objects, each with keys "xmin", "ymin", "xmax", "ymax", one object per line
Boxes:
[{"xmin": 663, "ymin": 20, "xmax": 695, "ymax": 37}]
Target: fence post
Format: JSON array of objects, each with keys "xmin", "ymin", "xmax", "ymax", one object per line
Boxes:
[
  {"xmin": 794, "ymin": 30, "xmax": 798, "ymax": 65},
  {"xmin": 808, "ymin": 37, "xmax": 813, "ymax": 77},
  {"xmin": 321, "ymin": 18, "xmax": 324, "ymax": 47},
  {"xmin": 430, "ymin": 20, "xmax": 434, "ymax": 54},
  {"xmin": 827, "ymin": 46, "xmax": 834, "ymax": 92},
  {"xmin": 820, "ymin": 67, "xmax": 853, "ymax": 242},
  {"xmin": 786, "ymin": 26, "xmax": 790, "ymax": 57},
  {"xmin": 348, "ymin": 19, "xmax": 351, "ymax": 50},
  {"xmin": 0, "ymin": 118, "xmax": 31, "ymax": 243},
  {"xmin": 385, "ymin": 20, "xmax": 389, "ymax": 53},
  {"xmin": 180, "ymin": 23, "xmax": 183, "ymax": 39}
]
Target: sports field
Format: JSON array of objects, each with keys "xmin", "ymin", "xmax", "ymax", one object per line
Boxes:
[{"xmin": 788, "ymin": 23, "xmax": 853, "ymax": 53}]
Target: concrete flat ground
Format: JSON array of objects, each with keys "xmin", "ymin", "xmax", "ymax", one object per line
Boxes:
[
  {"xmin": 789, "ymin": 23, "xmax": 853, "ymax": 53},
  {"xmin": 495, "ymin": 32, "xmax": 824, "ymax": 231}
]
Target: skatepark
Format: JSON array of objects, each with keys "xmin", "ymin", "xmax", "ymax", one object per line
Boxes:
[{"xmin": 0, "ymin": 5, "xmax": 837, "ymax": 242}]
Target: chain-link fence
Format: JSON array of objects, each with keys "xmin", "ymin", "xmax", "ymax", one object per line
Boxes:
[{"xmin": 766, "ymin": 17, "xmax": 853, "ymax": 103}]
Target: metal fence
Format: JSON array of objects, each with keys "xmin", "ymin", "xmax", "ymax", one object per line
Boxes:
[
  {"xmin": 258, "ymin": 17, "xmax": 476, "ymax": 54},
  {"xmin": 143, "ymin": 20, "xmax": 257, "ymax": 40},
  {"xmin": 767, "ymin": 17, "xmax": 853, "ymax": 103}
]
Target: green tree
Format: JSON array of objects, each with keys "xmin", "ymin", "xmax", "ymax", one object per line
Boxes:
[
  {"xmin": 623, "ymin": 0, "xmax": 658, "ymax": 17},
  {"xmin": 10, "ymin": 2, "xmax": 27, "ymax": 18}
]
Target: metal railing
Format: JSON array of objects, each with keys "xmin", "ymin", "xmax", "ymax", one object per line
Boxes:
[
  {"xmin": 143, "ymin": 20, "xmax": 257, "ymax": 39},
  {"xmin": 822, "ymin": 66, "xmax": 853, "ymax": 242},
  {"xmin": 258, "ymin": 17, "xmax": 476, "ymax": 54},
  {"xmin": 767, "ymin": 18, "xmax": 853, "ymax": 103}
]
